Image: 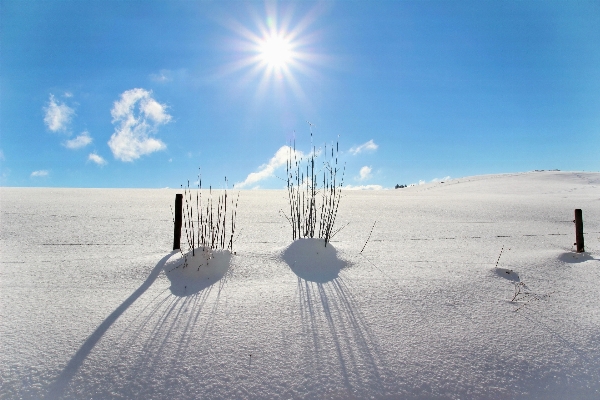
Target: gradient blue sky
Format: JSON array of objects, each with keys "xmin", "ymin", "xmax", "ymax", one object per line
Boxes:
[{"xmin": 1, "ymin": 0, "xmax": 599, "ymax": 189}]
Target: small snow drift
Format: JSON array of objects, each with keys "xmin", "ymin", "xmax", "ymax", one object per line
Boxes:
[
  {"xmin": 494, "ymin": 267, "xmax": 520, "ymax": 282},
  {"xmin": 164, "ymin": 248, "xmax": 231, "ymax": 296},
  {"xmin": 558, "ymin": 251, "xmax": 597, "ymax": 264},
  {"xmin": 282, "ymin": 238, "xmax": 347, "ymax": 283}
]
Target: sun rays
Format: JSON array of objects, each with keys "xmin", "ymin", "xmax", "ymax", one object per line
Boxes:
[{"xmin": 219, "ymin": 2, "xmax": 327, "ymax": 105}]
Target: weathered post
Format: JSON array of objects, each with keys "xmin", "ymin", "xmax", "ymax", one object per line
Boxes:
[
  {"xmin": 173, "ymin": 194, "xmax": 183, "ymax": 250},
  {"xmin": 574, "ymin": 209, "xmax": 584, "ymax": 253}
]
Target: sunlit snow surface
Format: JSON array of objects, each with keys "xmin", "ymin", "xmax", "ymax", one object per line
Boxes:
[{"xmin": 1, "ymin": 171, "xmax": 600, "ymax": 399}]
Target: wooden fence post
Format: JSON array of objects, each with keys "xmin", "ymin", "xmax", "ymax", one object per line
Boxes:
[
  {"xmin": 173, "ymin": 194, "xmax": 183, "ymax": 250},
  {"xmin": 574, "ymin": 209, "xmax": 584, "ymax": 253}
]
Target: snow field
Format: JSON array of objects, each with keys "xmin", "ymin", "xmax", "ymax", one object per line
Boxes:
[{"xmin": 1, "ymin": 171, "xmax": 599, "ymax": 399}]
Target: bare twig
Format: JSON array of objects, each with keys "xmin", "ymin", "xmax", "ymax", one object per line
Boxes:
[
  {"xmin": 511, "ymin": 281, "xmax": 555, "ymax": 312},
  {"xmin": 360, "ymin": 221, "xmax": 377, "ymax": 254}
]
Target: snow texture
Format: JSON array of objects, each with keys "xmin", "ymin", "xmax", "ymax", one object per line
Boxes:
[{"xmin": 1, "ymin": 171, "xmax": 600, "ymax": 399}]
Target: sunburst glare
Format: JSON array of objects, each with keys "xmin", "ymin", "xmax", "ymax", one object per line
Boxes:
[{"xmin": 220, "ymin": 3, "xmax": 327, "ymax": 105}]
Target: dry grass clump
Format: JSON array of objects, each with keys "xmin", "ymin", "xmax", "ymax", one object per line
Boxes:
[
  {"xmin": 181, "ymin": 174, "xmax": 239, "ymax": 256},
  {"xmin": 283, "ymin": 132, "xmax": 345, "ymax": 247}
]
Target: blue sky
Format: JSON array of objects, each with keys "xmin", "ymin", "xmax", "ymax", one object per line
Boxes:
[{"xmin": 1, "ymin": 0, "xmax": 599, "ymax": 189}]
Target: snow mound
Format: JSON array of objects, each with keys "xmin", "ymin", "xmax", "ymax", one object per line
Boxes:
[
  {"xmin": 558, "ymin": 251, "xmax": 598, "ymax": 264},
  {"xmin": 164, "ymin": 247, "xmax": 231, "ymax": 296},
  {"xmin": 281, "ymin": 238, "xmax": 348, "ymax": 283},
  {"xmin": 494, "ymin": 267, "xmax": 520, "ymax": 282}
]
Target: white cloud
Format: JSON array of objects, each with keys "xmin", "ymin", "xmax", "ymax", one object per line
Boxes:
[
  {"xmin": 110, "ymin": 88, "xmax": 171, "ymax": 124},
  {"xmin": 344, "ymin": 184, "xmax": 384, "ymax": 190},
  {"xmin": 88, "ymin": 153, "xmax": 107, "ymax": 166},
  {"xmin": 108, "ymin": 88, "xmax": 171, "ymax": 162},
  {"xmin": 44, "ymin": 94, "xmax": 75, "ymax": 132},
  {"xmin": 64, "ymin": 92, "xmax": 73, "ymax": 98},
  {"xmin": 31, "ymin": 170, "xmax": 49, "ymax": 177},
  {"xmin": 63, "ymin": 131, "xmax": 92, "ymax": 149},
  {"xmin": 349, "ymin": 139, "xmax": 378, "ymax": 155},
  {"xmin": 411, "ymin": 176, "xmax": 451, "ymax": 186},
  {"xmin": 236, "ymin": 145, "xmax": 306, "ymax": 188},
  {"xmin": 357, "ymin": 165, "xmax": 372, "ymax": 181}
]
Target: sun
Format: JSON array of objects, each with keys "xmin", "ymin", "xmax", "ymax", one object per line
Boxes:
[
  {"xmin": 259, "ymin": 34, "xmax": 293, "ymax": 69},
  {"xmin": 220, "ymin": 3, "xmax": 326, "ymax": 104}
]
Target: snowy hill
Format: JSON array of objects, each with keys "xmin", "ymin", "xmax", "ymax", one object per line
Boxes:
[{"xmin": 1, "ymin": 171, "xmax": 599, "ymax": 399}]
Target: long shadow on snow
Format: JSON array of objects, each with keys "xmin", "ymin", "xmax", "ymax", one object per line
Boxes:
[
  {"xmin": 114, "ymin": 271, "xmax": 229, "ymax": 389},
  {"xmin": 282, "ymin": 239, "xmax": 391, "ymax": 395},
  {"xmin": 46, "ymin": 251, "xmax": 177, "ymax": 399},
  {"xmin": 282, "ymin": 239, "xmax": 393, "ymax": 397},
  {"xmin": 56, "ymin": 260, "xmax": 231, "ymax": 398},
  {"xmin": 295, "ymin": 276, "xmax": 394, "ymax": 397}
]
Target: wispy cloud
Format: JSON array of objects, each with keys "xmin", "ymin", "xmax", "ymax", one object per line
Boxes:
[
  {"xmin": 31, "ymin": 170, "xmax": 49, "ymax": 177},
  {"xmin": 63, "ymin": 131, "xmax": 92, "ymax": 149},
  {"xmin": 108, "ymin": 88, "xmax": 171, "ymax": 162},
  {"xmin": 88, "ymin": 153, "xmax": 107, "ymax": 166},
  {"xmin": 236, "ymin": 145, "xmax": 305, "ymax": 188},
  {"xmin": 349, "ymin": 139, "xmax": 378, "ymax": 155},
  {"xmin": 150, "ymin": 69, "xmax": 173, "ymax": 83},
  {"xmin": 356, "ymin": 165, "xmax": 372, "ymax": 181},
  {"xmin": 44, "ymin": 94, "xmax": 74, "ymax": 132},
  {"xmin": 344, "ymin": 184, "xmax": 384, "ymax": 190}
]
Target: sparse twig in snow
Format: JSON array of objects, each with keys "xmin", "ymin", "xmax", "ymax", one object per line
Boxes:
[
  {"xmin": 360, "ymin": 221, "xmax": 377, "ymax": 254},
  {"xmin": 511, "ymin": 281, "xmax": 554, "ymax": 312},
  {"xmin": 495, "ymin": 245, "xmax": 504, "ymax": 267},
  {"xmin": 330, "ymin": 222, "xmax": 350, "ymax": 240}
]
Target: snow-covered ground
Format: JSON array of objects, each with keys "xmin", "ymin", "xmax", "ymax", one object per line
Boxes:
[{"xmin": 1, "ymin": 171, "xmax": 599, "ymax": 399}]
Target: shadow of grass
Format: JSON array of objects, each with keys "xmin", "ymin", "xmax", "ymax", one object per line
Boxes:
[
  {"xmin": 46, "ymin": 251, "xmax": 232, "ymax": 399},
  {"xmin": 164, "ymin": 249, "xmax": 232, "ymax": 296},
  {"xmin": 46, "ymin": 251, "xmax": 178, "ymax": 399},
  {"xmin": 294, "ymin": 275, "xmax": 391, "ymax": 397},
  {"xmin": 282, "ymin": 238, "xmax": 347, "ymax": 283}
]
